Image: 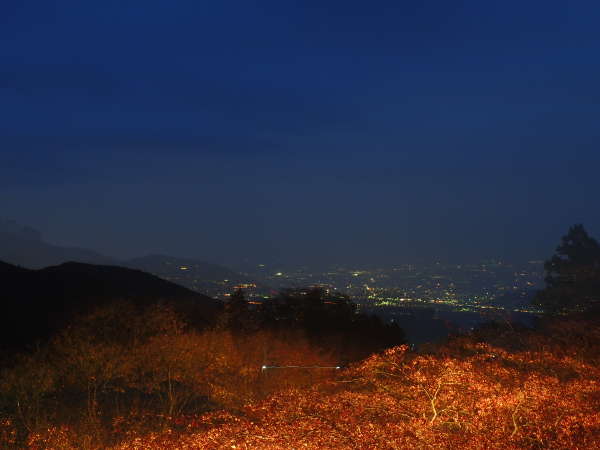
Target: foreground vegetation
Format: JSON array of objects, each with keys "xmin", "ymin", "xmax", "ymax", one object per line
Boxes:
[
  {"xmin": 2, "ymin": 223, "xmax": 600, "ymax": 448},
  {"xmin": 1, "ymin": 300, "xmax": 598, "ymax": 449}
]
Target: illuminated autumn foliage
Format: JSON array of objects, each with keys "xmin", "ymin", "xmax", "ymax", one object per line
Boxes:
[
  {"xmin": 7, "ymin": 311, "xmax": 598, "ymax": 449},
  {"xmin": 101, "ymin": 320, "xmax": 599, "ymax": 449},
  {"xmin": 0, "ymin": 302, "xmax": 336, "ymax": 448}
]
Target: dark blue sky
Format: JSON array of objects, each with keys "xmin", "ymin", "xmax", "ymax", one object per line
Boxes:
[{"xmin": 2, "ymin": 0, "xmax": 600, "ymax": 266}]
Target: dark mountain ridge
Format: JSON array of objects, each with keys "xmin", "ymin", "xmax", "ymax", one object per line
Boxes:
[
  {"xmin": 0, "ymin": 220, "xmax": 263, "ymax": 297},
  {"xmin": 0, "ymin": 260, "xmax": 221, "ymax": 352}
]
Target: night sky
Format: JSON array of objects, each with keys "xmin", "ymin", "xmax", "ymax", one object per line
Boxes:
[{"xmin": 2, "ymin": 0, "xmax": 600, "ymax": 267}]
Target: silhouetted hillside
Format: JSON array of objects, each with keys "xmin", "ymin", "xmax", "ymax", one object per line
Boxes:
[
  {"xmin": 0, "ymin": 260, "xmax": 221, "ymax": 351},
  {"xmin": 0, "ymin": 259, "xmax": 29, "ymax": 275}
]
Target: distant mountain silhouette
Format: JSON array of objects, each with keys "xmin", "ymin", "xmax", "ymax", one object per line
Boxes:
[
  {"xmin": 0, "ymin": 219, "xmax": 116, "ymax": 268},
  {"xmin": 0, "ymin": 260, "xmax": 221, "ymax": 351},
  {"xmin": 0, "ymin": 220, "xmax": 263, "ymax": 297}
]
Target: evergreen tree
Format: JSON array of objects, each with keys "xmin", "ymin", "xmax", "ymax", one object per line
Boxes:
[{"xmin": 533, "ymin": 224, "xmax": 600, "ymax": 314}]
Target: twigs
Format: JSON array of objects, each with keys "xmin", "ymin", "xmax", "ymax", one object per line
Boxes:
[{"xmin": 510, "ymin": 393, "xmax": 524, "ymax": 438}]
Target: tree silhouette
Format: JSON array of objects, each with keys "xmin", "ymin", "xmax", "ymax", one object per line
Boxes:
[
  {"xmin": 259, "ymin": 287, "xmax": 405, "ymax": 358},
  {"xmin": 219, "ymin": 288, "xmax": 255, "ymax": 332},
  {"xmin": 533, "ymin": 224, "xmax": 600, "ymax": 315},
  {"xmin": 259, "ymin": 287, "xmax": 356, "ymax": 331}
]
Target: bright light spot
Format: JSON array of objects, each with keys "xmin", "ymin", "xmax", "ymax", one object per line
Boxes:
[
  {"xmin": 275, "ymin": 272, "xmax": 283, "ymax": 276},
  {"xmin": 179, "ymin": 266, "xmax": 189, "ymax": 270}
]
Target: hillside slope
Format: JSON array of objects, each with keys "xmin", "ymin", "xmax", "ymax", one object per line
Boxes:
[{"xmin": 0, "ymin": 260, "xmax": 221, "ymax": 350}]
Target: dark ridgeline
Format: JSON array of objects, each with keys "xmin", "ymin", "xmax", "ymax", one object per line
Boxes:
[
  {"xmin": 0, "ymin": 220, "xmax": 262, "ymax": 294},
  {"xmin": 0, "ymin": 260, "xmax": 221, "ymax": 353}
]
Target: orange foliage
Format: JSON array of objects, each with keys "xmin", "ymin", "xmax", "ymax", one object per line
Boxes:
[
  {"xmin": 109, "ymin": 321, "xmax": 600, "ymax": 449},
  {"xmin": 12, "ymin": 318, "xmax": 600, "ymax": 449},
  {"xmin": 0, "ymin": 417, "xmax": 17, "ymax": 447}
]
